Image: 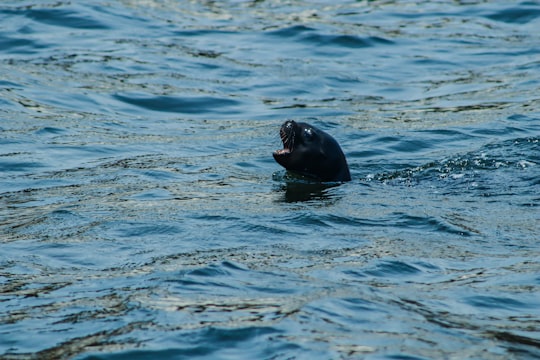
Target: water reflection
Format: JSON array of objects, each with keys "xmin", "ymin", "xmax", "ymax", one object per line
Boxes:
[
  {"xmin": 2, "ymin": 1, "xmax": 540, "ymax": 359},
  {"xmin": 272, "ymin": 171, "xmax": 342, "ymax": 202}
]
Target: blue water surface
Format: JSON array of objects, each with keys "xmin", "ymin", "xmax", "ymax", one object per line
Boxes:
[{"xmin": 1, "ymin": 1, "xmax": 539, "ymax": 359}]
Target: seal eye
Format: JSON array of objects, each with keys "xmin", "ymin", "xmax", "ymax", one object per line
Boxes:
[{"xmin": 303, "ymin": 128, "xmax": 314, "ymax": 141}]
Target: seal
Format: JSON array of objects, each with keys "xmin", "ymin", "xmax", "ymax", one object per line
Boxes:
[{"xmin": 273, "ymin": 120, "xmax": 351, "ymax": 182}]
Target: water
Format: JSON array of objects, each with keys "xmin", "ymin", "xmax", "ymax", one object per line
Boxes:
[{"xmin": 1, "ymin": 1, "xmax": 539, "ymax": 359}]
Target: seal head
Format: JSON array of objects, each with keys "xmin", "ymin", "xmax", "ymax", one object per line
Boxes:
[{"xmin": 273, "ymin": 120, "xmax": 351, "ymax": 182}]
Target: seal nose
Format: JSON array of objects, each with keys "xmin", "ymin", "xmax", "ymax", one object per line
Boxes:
[{"xmin": 284, "ymin": 120, "xmax": 296, "ymax": 130}]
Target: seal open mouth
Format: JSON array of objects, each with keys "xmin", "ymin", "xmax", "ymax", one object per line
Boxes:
[{"xmin": 274, "ymin": 120, "xmax": 296, "ymax": 157}]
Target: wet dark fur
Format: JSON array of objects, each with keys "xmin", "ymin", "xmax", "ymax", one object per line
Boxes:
[{"xmin": 273, "ymin": 120, "xmax": 351, "ymax": 182}]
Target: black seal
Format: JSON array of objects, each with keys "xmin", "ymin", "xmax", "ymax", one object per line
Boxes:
[{"xmin": 273, "ymin": 120, "xmax": 351, "ymax": 182}]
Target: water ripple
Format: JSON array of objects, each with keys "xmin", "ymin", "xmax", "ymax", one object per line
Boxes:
[
  {"xmin": 486, "ymin": 6, "xmax": 540, "ymax": 24},
  {"xmin": 23, "ymin": 8, "xmax": 109, "ymax": 29},
  {"xmin": 113, "ymin": 93, "xmax": 241, "ymax": 114},
  {"xmin": 1, "ymin": 1, "xmax": 539, "ymax": 359}
]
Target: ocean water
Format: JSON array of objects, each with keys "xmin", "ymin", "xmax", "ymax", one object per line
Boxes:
[{"xmin": 0, "ymin": 1, "xmax": 539, "ymax": 359}]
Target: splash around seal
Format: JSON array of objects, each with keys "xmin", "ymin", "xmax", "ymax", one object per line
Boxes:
[{"xmin": 273, "ymin": 120, "xmax": 351, "ymax": 182}]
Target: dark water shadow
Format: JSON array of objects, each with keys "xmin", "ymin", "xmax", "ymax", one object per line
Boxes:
[
  {"xmin": 272, "ymin": 171, "xmax": 343, "ymax": 203},
  {"xmin": 113, "ymin": 93, "xmax": 241, "ymax": 114}
]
